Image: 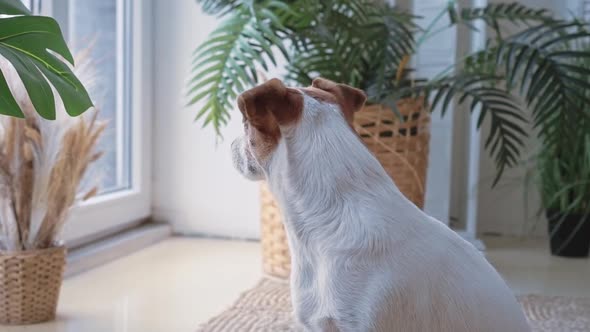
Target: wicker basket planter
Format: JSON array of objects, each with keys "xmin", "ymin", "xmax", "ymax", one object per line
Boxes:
[
  {"xmin": 355, "ymin": 98, "xmax": 430, "ymax": 208},
  {"xmin": 260, "ymin": 98, "xmax": 430, "ymax": 278},
  {"xmin": 0, "ymin": 246, "xmax": 67, "ymax": 325}
]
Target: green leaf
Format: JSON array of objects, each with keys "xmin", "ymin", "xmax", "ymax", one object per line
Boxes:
[
  {"xmin": 189, "ymin": 63, "xmax": 224, "ymax": 83},
  {"xmin": 0, "ymin": 0, "xmax": 31, "ymax": 15},
  {"xmin": 0, "ymin": 15, "xmax": 93, "ymax": 118},
  {"xmin": 548, "ymin": 50, "xmax": 590, "ymax": 59},
  {"xmin": 36, "ymin": 59, "xmax": 92, "ymax": 116},
  {"xmin": 441, "ymin": 85, "xmax": 456, "ymax": 116},
  {"xmin": 187, "ymin": 74, "xmax": 219, "ymax": 95},
  {"xmin": 507, "ymin": 47, "xmax": 530, "ymax": 88},
  {"xmin": 0, "ymin": 45, "xmax": 55, "ymax": 119},
  {"xmin": 0, "ymin": 16, "xmax": 74, "ymax": 64},
  {"xmin": 196, "ymin": 0, "xmax": 240, "ymax": 16},
  {"xmin": 188, "ymin": 3, "xmax": 287, "ymax": 132},
  {"xmin": 519, "ymin": 49, "xmax": 539, "ymax": 95},
  {"xmin": 415, "ymin": 74, "xmax": 528, "ymax": 183},
  {"xmin": 0, "ymin": 68, "xmax": 24, "ymax": 117},
  {"xmin": 192, "ymin": 34, "xmax": 236, "ymax": 56},
  {"xmin": 451, "ymin": 3, "xmax": 554, "ymax": 38}
]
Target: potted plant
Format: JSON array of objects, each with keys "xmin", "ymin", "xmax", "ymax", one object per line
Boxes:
[
  {"xmin": 0, "ymin": 55, "xmax": 104, "ymax": 324},
  {"xmin": 0, "ymin": 0, "xmax": 99, "ymax": 324},
  {"xmin": 540, "ymin": 132, "xmax": 590, "ymax": 257},
  {"xmin": 531, "ymin": 40, "xmax": 590, "ymax": 257},
  {"xmin": 405, "ymin": 12, "xmax": 590, "ymax": 257}
]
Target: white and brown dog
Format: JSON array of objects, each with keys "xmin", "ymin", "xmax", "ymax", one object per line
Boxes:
[{"xmin": 231, "ymin": 78, "xmax": 530, "ymax": 332}]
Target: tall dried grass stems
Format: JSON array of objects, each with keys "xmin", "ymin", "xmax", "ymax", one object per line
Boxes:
[{"xmin": 0, "ymin": 50, "xmax": 105, "ymax": 252}]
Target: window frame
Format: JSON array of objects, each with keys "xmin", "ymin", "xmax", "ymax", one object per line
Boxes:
[{"xmin": 33, "ymin": 0, "xmax": 153, "ymax": 246}]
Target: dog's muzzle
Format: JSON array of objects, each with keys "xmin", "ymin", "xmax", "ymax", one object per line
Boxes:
[{"xmin": 231, "ymin": 137, "xmax": 264, "ymax": 181}]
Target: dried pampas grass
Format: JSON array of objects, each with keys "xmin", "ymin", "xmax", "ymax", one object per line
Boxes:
[{"xmin": 0, "ymin": 50, "xmax": 105, "ymax": 252}]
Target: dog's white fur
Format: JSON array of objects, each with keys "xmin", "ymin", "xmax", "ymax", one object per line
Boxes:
[{"xmin": 232, "ymin": 89, "xmax": 530, "ymax": 332}]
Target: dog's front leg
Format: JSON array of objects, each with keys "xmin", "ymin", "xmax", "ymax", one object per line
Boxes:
[
  {"xmin": 312, "ymin": 317, "xmax": 340, "ymax": 332},
  {"xmin": 290, "ymin": 247, "xmax": 320, "ymax": 331},
  {"xmin": 304, "ymin": 315, "xmax": 367, "ymax": 332},
  {"xmin": 309, "ymin": 261, "xmax": 383, "ymax": 332},
  {"xmin": 294, "ymin": 310, "xmax": 342, "ymax": 332},
  {"xmin": 293, "ymin": 281, "xmax": 376, "ymax": 331},
  {"xmin": 290, "ymin": 267, "xmax": 348, "ymax": 332}
]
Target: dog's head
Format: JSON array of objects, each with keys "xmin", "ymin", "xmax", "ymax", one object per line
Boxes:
[{"xmin": 231, "ymin": 77, "xmax": 366, "ymax": 180}]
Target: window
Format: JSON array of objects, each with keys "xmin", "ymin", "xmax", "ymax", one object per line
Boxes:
[
  {"xmin": 36, "ymin": 0, "xmax": 132, "ymax": 194},
  {"xmin": 68, "ymin": 0, "xmax": 132, "ymax": 193},
  {"xmin": 31, "ymin": 0, "xmax": 152, "ymax": 246}
]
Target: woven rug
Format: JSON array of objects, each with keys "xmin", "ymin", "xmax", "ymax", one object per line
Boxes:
[{"xmin": 197, "ymin": 279, "xmax": 590, "ymax": 332}]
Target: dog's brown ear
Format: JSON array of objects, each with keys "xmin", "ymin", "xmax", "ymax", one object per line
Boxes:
[
  {"xmin": 311, "ymin": 77, "xmax": 367, "ymax": 123},
  {"xmin": 238, "ymin": 78, "xmax": 303, "ymax": 131}
]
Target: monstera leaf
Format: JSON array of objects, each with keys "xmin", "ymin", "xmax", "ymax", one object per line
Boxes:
[{"xmin": 0, "ymin": 0, "xmax": 93, "ymax": 119}]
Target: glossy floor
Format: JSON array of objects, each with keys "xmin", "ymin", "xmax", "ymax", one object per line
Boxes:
[{"xmin": 3, "ymin": 236, "xmax": 590, "ymax": 332}]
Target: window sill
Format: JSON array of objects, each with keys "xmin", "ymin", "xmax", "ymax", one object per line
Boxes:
[{"xmin": 66, "ymin": 222, "xmax": 171, "ymax": 277}]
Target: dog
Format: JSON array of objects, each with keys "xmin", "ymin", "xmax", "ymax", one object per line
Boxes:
[{"xmin": 231, "ymin": 77, "xmax": 530, "ymax": 332}]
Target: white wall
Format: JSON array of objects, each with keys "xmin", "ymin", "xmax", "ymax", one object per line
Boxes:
[{"xmin": 152, "ymin": 0, "xmax": 260, "ymax": 239}]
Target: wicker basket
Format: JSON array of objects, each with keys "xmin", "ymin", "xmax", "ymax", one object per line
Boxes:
[
  {"xmin": 0, "ymin": 246, "xmax": 67, "ymax": 325},
  {"xmin": 260, "ymin": 182, "xmax": 291, "ymax": 279},
  {"xmin": 355, "ymin": 98, "xmax": 430, "ymax": 208},
  {"xmin": 260, "ymin": 98, "xmax": 431, "ymax": 278}
]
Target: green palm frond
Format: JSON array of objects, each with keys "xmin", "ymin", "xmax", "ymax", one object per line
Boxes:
[
  {"xmin": 286, "ymin": 17, "xmax": 362, "ymax": 86},
  {"xmin": 195, "ymin": 0, "xmax": 242, "ymax": 16},
  {"xmin": 533, "ymin": 37, "xmax": 590, "ymax": 215},
  {"xmin": 187, "ymin": 0, "xmax": 290, "ymax": 133},
  {"xmin": 362, "ymin": 5, "xmax": 417, "ymax": 102},
  {"xmin": 286, "ymin": 0, "xmax": 416, "ymax": 103},
  {"xmin": 400, "ymin": 21, "xmax": 590, "ymax": 185},
  {"xmin": 286, "ymin": 0, "xmax": 376, "ymax": 87},
  {"xmin": 448, "ymin": 2, "xmax": 554, "ymax": 37},
  {"xmin": 538, "ymin": 129, "xmax": 590, "ymax": 214},
  {"xmin": 395, "ymin": 74, "xmax": 527, "ymax": 184},
  {"xmin": 496, "ymin": 22, "xmax": 590, "ymax": 149},
  {"xmin": 190, "ymin": 0, "xmax": 417, "ymax": 134}
]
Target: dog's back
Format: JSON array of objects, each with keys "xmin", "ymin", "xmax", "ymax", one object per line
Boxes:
[{"xmin": 372, "ymin": 215, "xmax": 530, "ymax": 332}]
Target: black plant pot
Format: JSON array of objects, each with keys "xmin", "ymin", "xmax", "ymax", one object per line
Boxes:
[{"xmin": 546, "ymin": 209, "xmax": 590, "ymax": 258}]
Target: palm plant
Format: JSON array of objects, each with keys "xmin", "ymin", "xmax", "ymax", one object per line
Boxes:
[
  {"xmin": 525, "ymin": 39, "xmax": 590, "ymax": 256},
  {"xmin": 188, "ymin": 0, "xmax": 590, "ymax": 186},
  {"xmin": 188, "ymin": 0, "xmax": 415, "ymax": 131}
]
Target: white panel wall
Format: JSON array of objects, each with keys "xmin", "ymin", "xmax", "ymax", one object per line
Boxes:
[
  {"xmin": 414, "ymin": 0, "xmax": 457, "ymax": 224},
  {"xmin": 152, "ymin": 0, "xmax": 260, "ymax": 239}
]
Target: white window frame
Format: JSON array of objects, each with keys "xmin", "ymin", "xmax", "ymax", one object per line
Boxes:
[{"xmin": 35, "ymin": 0, "xmax": 153, "ymax": 246}]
